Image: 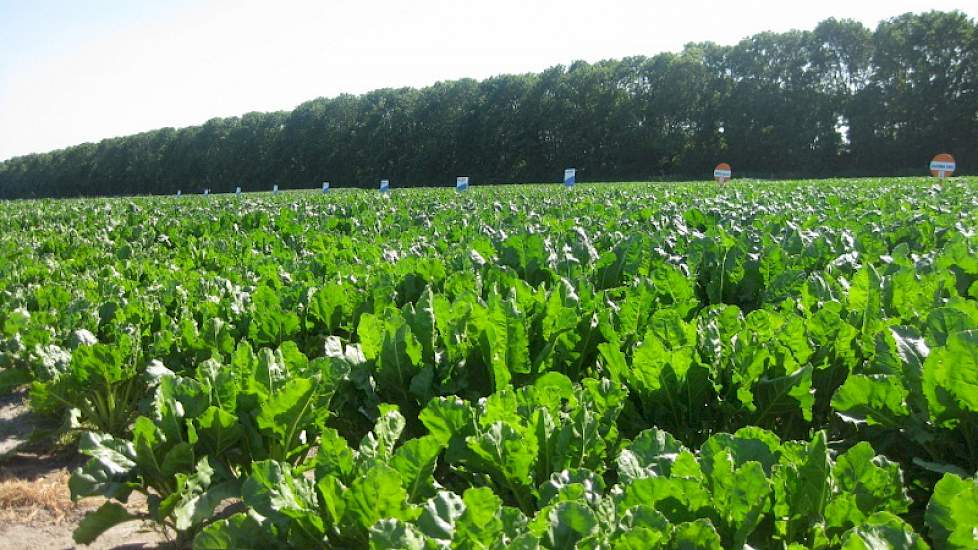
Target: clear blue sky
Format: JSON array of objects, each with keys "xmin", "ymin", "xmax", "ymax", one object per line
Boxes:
[{"xmin": 1, "ymin": 0, "xmax": 975, "ymax": 161}]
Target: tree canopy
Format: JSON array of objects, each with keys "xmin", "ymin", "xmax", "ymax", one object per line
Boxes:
[{"xmin": 1, "ymin": 11, "xmax": 975, "ymax": 198}]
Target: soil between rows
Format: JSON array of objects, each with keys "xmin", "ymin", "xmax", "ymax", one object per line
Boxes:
[{"xmin": 0, "ymin": 390, "xmax": 166, "ymax": 550}]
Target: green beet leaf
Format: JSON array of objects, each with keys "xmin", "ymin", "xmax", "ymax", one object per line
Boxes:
[
  {"xmin": 925, "ymin": 472, "xmax": 978, "ymax": 549},
  {"xmin": 73, "ymin": 501, "xmax": 141, "ymax": 545},
  {"xmin": 369, "ymin": 518, "xmax": 427, "ymax": 550},
  {"xmin": 840, "ymin": 512, "xmax": 929, "ymax": 550},
  {"xmin": 832, "ymin": 374, "xmax": 911, "ymax": 429},
  {"xmin": 390, "ymin": 435, "xmax": 444, "ymax": 502}
]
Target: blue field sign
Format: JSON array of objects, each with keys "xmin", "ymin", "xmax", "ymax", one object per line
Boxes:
[
  {"xmin": 564, "ymin": 168, "xmax": 576, "ymax": 188},
  {"xmin": 456, "ymin": 176, "xmax": 469, "ymax": 192},
  {"xmin": 380, "ymin": 179, "xmax": 390, "ymax": 193},
  {"xmin": 322, "ymin": 181, "xmax": 330, "ymax": 193}
]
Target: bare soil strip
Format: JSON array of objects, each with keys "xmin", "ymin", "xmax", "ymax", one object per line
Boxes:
[{"xmin": 0, "ymin": 390, "xmax": 166, "ymax": 549}]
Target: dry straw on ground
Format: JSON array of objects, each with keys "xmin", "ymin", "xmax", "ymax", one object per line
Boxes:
[{"xmin": 0, "ymin": 470, "xmax": 74, "ymax": 524}]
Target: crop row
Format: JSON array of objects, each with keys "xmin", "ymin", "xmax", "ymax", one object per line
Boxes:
[{"xmin": 0, "ymin": 179, "xmax": 976, "ymax": 548}]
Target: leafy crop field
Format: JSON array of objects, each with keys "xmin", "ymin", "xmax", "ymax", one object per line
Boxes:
[{"xmin": 1, "ymin": 178, "xmax": 977, "ymax": 549}]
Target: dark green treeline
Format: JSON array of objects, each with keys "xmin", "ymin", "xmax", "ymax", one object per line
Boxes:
[{"xmin": 1, "ymin": 11, "xmax": 976, "ymax": 198}]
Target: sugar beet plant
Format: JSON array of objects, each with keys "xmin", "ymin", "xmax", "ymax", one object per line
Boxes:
[{"xmin": 1, "ymin": 178, "xmax": 977, "ymax": 548}]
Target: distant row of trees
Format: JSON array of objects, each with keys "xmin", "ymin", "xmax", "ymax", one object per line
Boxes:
[{"xmin": 1, "ymin": 10, "xmax": 976, "ymax": 199}]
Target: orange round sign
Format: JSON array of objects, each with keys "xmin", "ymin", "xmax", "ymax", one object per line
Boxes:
[
  {"xmin": 929, "ymin": 153, "xmax": 956, "ymax": 178},
  {"xmin": 714, "ymin": 163, "xmax": 731, "ymax": 184}
]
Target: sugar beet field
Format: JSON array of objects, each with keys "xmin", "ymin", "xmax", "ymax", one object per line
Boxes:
[{"xmin": 1, "ymin": 178, "xmax": 977, "ymax": 549}]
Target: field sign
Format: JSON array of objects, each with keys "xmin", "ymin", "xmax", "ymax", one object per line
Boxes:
[
  {"xmin": 456, "ymin": 176, "xmax": 469, "ymax": 192},
  {"xmin": 272, "ymin": 184, "xmax": 279, "ymax": 194},
  {"xmin": 322, "ymin": 182, "xmax": 330, "ymax": 193},
  {"xmin": 930, "ymin": 154, "xmax": 956, "ymax": 179},
  {"xmin": 236, "ymin": 187, "xmax": 241, "ymax": 196},
  {"xmin": 380, "ymin": 179, "xmax": 390, "ymax": 193},
  {"xmin": 564, "ymin": 168, "xmax": 576, "ymax": 188},
  {"xmin": 176, "ymin": 190, "xmax": 181, "ymax": 197},
  {"xmin": 204, "ymin": 189, "xmax": 210, "ymax": 196},
  {"xmin": 714, "ymin": 163, "xmax": 732, "ymax": 184}
]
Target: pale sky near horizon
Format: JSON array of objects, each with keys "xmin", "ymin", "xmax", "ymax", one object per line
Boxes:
[{"xmin": 1, "ymin": 0, "xmax": 976, "ymax": 161}]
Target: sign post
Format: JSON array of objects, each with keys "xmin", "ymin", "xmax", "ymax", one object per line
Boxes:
[
  {"xmin": 322, "ymin": 182, "xmax": 330, "ymax": 193},
  {"xmin": 380, "ymin": 179, "xmax": 390, "ymax": 194},
  {"xmin": 272, "ymin": 184, "xmax": 279, "ymax": 195},
  {"xmin": 456, "ymin": 176, "xmax": 469, "ymax": 192},
  {"xmin": 236, "ymin": 186, "xmax": 241, "ymax": 196},
  {"xmin": 204, "ymin": 189, "xmax": 210, "ymax": 196},
  {"xmin": 929, "ymin": 153, "xmax": 956, "ymax": 183},
  {"xmin": 564, "ymin": 168, "xmax": 576, "ymax": 188},
  {"xmin": 176, "ymin": 190, "xmax": 181, "ymax": 197},
  {"xmin": 714, "ymin": 163, "xmax": 732, "ymax": 185}
]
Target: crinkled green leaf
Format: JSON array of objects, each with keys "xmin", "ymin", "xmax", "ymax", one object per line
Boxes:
[
  {"xmin": 774, "ymin": 431, "xmax": 832, "ymax": 539},
  {"xmin": 753, "ymin": 365, "xmax": 814, "ymax": 423},
  {"xmin": 619, "ymin": 476, "xmax": 711, "ymax": 525},
  {"xmin": 193, "ymin": 513, "xmax": 270, "ymax": 550},
  {"xmin": 538, "ymin": 500, "xmax": 598, "ymax": 550},
  {"xmin": 417, "ymin": 490, "xmax": 466, "ymax": 541},
  {"xmin": 840, "ymin": 512, "xmax": 929, "ymax": 550},
  {"xmin": 391, "ymin": 435, "xmax": 443, "ymax": 502},
  {"xmin": 925, "ymin": 472, "xmax": 978, "ymax": 549},
  {"xmin": 454, "ymin": 486, "xmax": 504, "ymax": 547},
  {"xmin": 671, "ymin": 518, "xmax": 723, "ymax": 549},
  {"xmin": 832, "ymin": 374, "xmax": 910, "ymax": 428},
  {"xmin": 195, "ymin": 406, "xmax": 244, "ymax": 456},
  {"xmin": 617, "ymin": 427, "xmax": 687, "ymax": 482},
  {"xmin": 706, "ymin": 450, "xmax": 771, "ymax": 546},
  {"xmin": 369, "ymin": 518, "xmax": 427, "ymax": 550},
  {"xmin": 699, "ymin": 426, "xmax": 782, "ymax": 477},
  {"xmin": 241, "ymin": 460, "xmax": 319, "ymax": 528},
  {"xmin": 826, "ymin": 442, "xmax": 911, "ymax": 532},
  {"xmin": 358, "ymin": 311, "xmax": 423, "ymax": 404},
  {"xmin": 358, "ymin": 406, "xmax": 406, "ymax": 469},
  {"xmin": 69, "ymin": 432, "xmax": 137, "ymax": 500},
  {"xmin": 314, "ymin": 427, "xmax": 355, "ymax": 481},
  {"xmin": 538, "ymin": 468, "xmax": 606, "ymax": 508},
  {"xmin": 419, "ymin": 396, "xmax": 474, "ymax": 447},
  {"xmin": 345, "ymin": 464, "xmax": 417, "ymax": 531},
  {"xmin": 256, "ymin": 376, "xmax": 315, "ymax": 442},
  {"xmin": 466, "ymin": 421, "xmax": 538, "ymax": 506}
]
